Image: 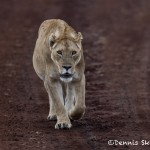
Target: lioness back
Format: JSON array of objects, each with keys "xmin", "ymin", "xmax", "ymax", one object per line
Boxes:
[{"xmin": 38, "ymin": 19, "xmax": 77, "ymax": 40}]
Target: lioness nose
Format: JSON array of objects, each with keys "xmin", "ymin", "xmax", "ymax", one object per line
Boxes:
[{"xmin": 62, "ymin": 65, "xmax": 72, "ymax": 70}]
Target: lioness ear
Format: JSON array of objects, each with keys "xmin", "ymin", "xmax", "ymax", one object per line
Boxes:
[
  {"xmin": 49, "ymin": 33, "xmax": 56, "ymax": 48},
  {"xmin": 78, "ymin": 32, "xmax": 83, "ymax": 40},
  {"xmin": 76, "ymin": 32, "xmax": 83, "ymax": 50}
]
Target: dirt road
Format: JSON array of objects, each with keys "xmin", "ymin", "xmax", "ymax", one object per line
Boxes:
[{"xmin": 0, "ymin": 0, "xmax": 150, "ymax": 149}]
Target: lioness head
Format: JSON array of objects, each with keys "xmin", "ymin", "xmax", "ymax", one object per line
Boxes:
[{"xmin": 49, "ymin": 31, "xmax": 83, "ymax": 83}]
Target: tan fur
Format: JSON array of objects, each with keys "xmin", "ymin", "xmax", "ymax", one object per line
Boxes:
[{"xmin": 33, "ymin": 19, "xmax": 86, "ymax": 129}]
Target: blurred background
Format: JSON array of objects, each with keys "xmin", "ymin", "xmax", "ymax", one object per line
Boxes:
[{"xmin": 0, "ymin": 0, "xmax": 150, "ymax": 149}]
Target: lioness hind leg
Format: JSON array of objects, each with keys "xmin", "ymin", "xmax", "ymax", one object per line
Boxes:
[
  {"xmin": 44, "ymin": 82, "xmax": 57, "ymax": 121},
  {"xmin": 47, "ymin": 95, "xmax": 57, "ymax": 121},
  {"xmin": 47, "ymin": 114, "xmax": 57, "ymax": 121}
]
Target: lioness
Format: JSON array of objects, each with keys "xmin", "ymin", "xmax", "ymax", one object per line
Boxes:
[{"xmin": 33, "ymin": 19, "xmax": 86, "ymax": 129}]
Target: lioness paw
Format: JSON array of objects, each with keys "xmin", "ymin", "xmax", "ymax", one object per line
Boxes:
[
  {"xmin": 55, "ymin": 122, "xmax": 72, "ymax": 129},
  {"xmin": 47, "ymin": 114, "xmax": 57, "ymax": 121}
]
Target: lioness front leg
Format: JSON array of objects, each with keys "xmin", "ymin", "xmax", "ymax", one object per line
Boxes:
[
  {"xmin": 65, "ymin": 84, "xmax": 75, "ymax": 113},
  {"xmin": 69, "ymin": 75, "xmax": 86, "ymax": 120},
  {"xmin": 45, "ymin": 80, "xmax": 72, "ymax": 129}
]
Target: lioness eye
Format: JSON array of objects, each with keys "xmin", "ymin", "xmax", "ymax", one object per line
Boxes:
[
  {"xmin": 72, "ymin": 51, "xmax": 77, "ymax": 55},
  {"xmin": 57, "ymin": 50, "xmax": 62, "ymax": 55}
]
